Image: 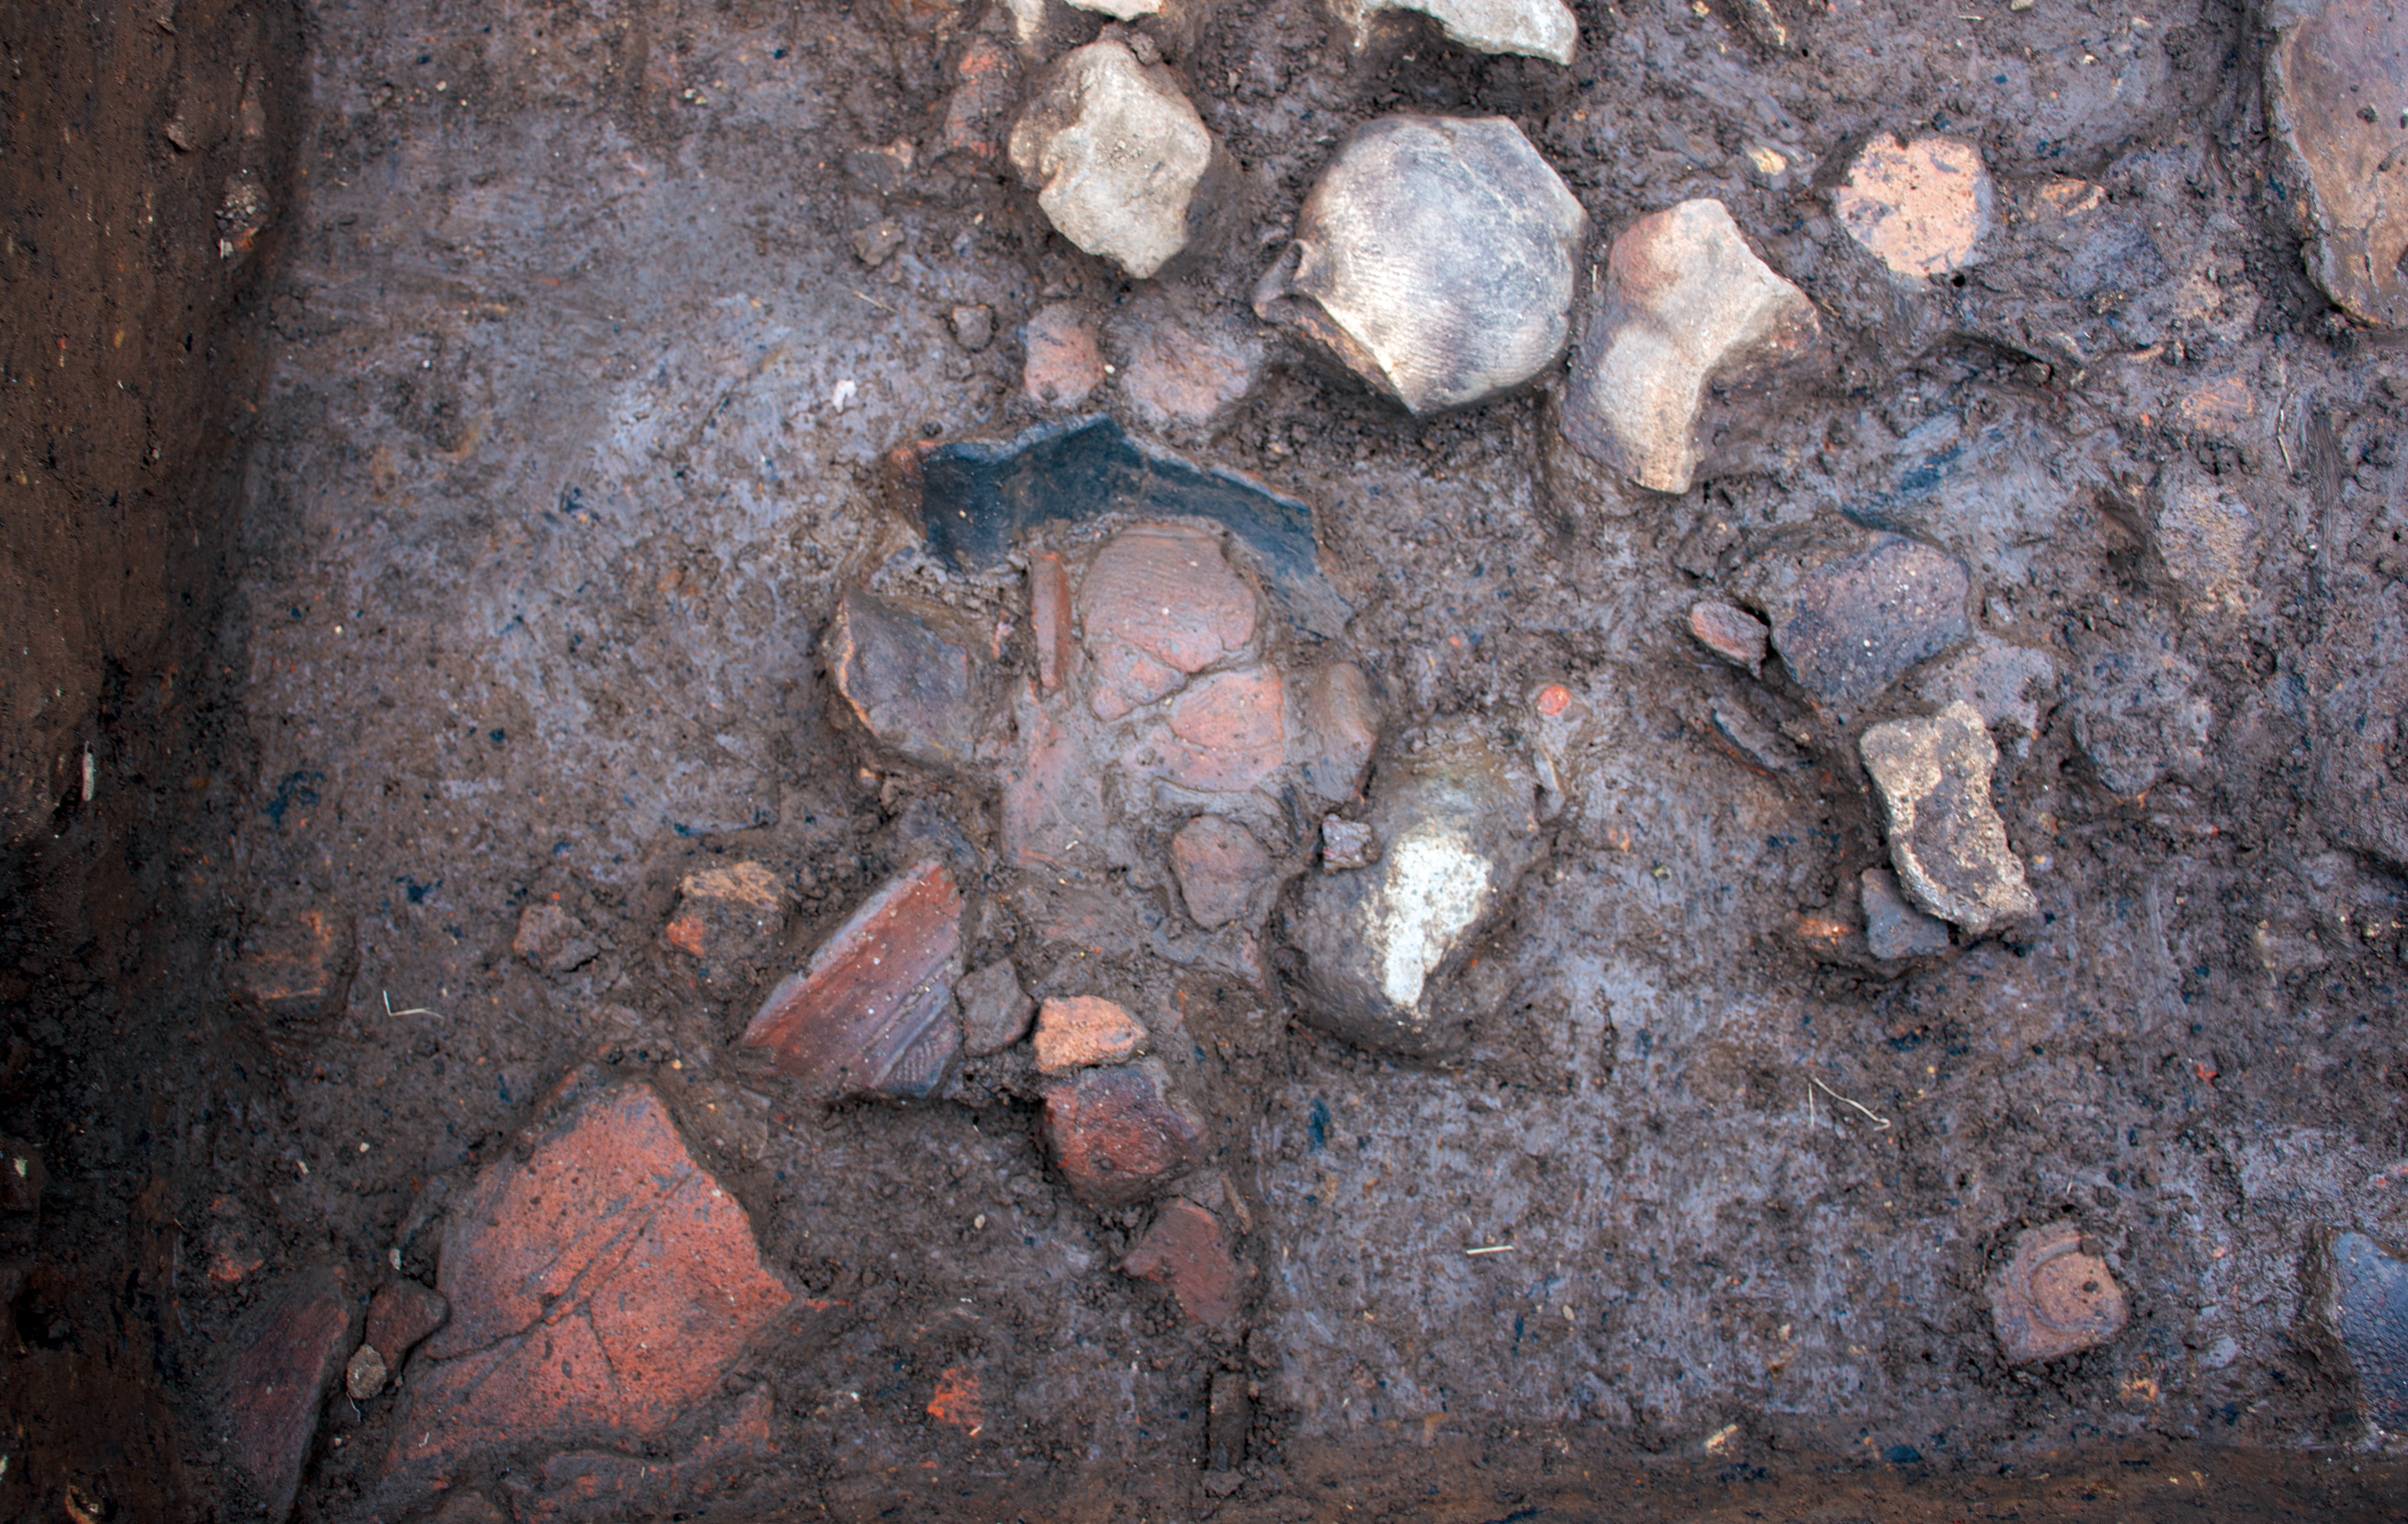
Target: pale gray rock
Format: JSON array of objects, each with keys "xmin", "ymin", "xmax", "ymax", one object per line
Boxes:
[
  {"xmin": 2266, "ymin": 0, "xmax": 2408, "ymax": 328},
  {"xmin": 1255, "ymin": 115, "xmax": 1586, "ymax": 415},
  {"xmin": 1009, "ymin": 38, "xmax": 1215, "ymax": 279},
  {"xmin": 1564, "ymin": 199, "xmax": 1820, "ymax": 493},
  {"xmin": 1338, "ymin": 0, "xmax": 1579, "ymax": 65},
  {"xmin": 2152, "ymin": 466, "xmax": 2257, "ymax": 617},
  {"xmin": 1861, "ymin": 867, "xmax": 1950, "ymax": 959},
  {"xmin": 1860, "ymin": 701, "xmax": 2037, "ymax": 938},
  {"xmin": 1289, "ymin": 729, "xmax": 1543, "ymax": 1053},
  {"xmin": 1911, "ymin": 636, "xmax": 2056, "ymax": 753}
]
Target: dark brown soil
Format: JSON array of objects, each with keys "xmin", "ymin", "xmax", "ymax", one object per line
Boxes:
[{"xmin": 8, "ymin": 0, "xmax": 2408, "ymax": 1519}]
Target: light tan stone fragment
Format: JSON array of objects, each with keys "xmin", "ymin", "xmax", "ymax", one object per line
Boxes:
[
  {"xmin": 2267, "ymin": 0, "xmax": 2408, "ymax": 328},
  {"xmin": 1341, "ymin": 0, "xmax": 1578, "ymax": 65},
  {"xmin": 1859, "ymin": 701, "xmax": 2037, "ymax": 938},
  {"xmin": 1009, "ymin": 38, "xmax": 1214, "ymax": 279},
  {"xmin": 1564, "ymin": 199, "xmax": 1820, "ymax": 494},
  {"xmin": 1034, "ymin": 995, "xmax": 1149, "ymax": 1073}
]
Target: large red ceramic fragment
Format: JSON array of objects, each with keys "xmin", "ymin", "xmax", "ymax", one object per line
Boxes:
[
  {"xmin": 742, "ymin": 859, "xmax": 965, "ymax": 1099},
  {"xmin": 384, "ymin": 1085, "xmax": 789, "ymax": 1484}
]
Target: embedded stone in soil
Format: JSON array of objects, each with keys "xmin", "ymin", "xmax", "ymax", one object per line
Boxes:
[
  {"xmin": 384, "ymin": 1083, "xmax": 790, "ymax": 1486},
  {"xmin": 1009, "ymin": 36, "xmax": 1215, "ymax": 280},
  {"xmin": 1741, "ymin": 533, "xmax": 1972, "ymax": 707},
  {"xmin": 2325, "ymin": 1230, "xmax": 2408, "ymax": 1428},
  {"xmin": 2267, "ymin": 0, "xmax": 2408, "ymax": 328},
  {"xmin": 1122, "ymin": 1196, "xmax": 1245, "ymax": 1327},
  {"xmin": 1564, "ymin": 198, "xmax": 1821, "ymax": 495},
  {"xmin": 1861, "ymin": 701, "xmax": 2038, "ymax": 939},
  {"xmin": 1033, "ymin": 994, "xmax": 1150, "ymax": 1073},
  {"xmin": 825, "ymin": 586, "xmax": 986, "ymax": 770},
  {"xmin": 1255, "ymin": 113, "xmax": 1587, "ymax": 415},
  {"xmin": 1171, "ymin": 815, "xmax": 1273, "ymax": 929},
  {"xmin": 742, "ymin": 859, "xmax": 966, "ymax": 1099},
  {"xmin": 227, "ymin": 1266, "xmax": 355, "ymax": 1524},
  {"xmin": 1043, "ymin": 1058, "xmax": 1212, "ymax": 1209}
]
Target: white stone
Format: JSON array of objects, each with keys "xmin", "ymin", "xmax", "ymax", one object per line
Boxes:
[
  {"xmin": 1342, "ymin": 0, "xmax": 1578, "ymax": 65},
  {"xmin": 1375, "ymin": 832, "xmax": 1495, "ymax": 1010},
  {"xmin": 1009, "ymin": 38, "xmax": 1214, "ymax": 279},
  {"xmin": 1563, "ymin": 199, "xmax": 1819, "ymax": 494},
  {"xmin": 1255, "ymin": 114, "xmax": 1586, "ymax": 415}
]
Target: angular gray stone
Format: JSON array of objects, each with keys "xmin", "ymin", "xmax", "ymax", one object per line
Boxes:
[
  {"xmin": 1860, "ymin": 701, "xmax": 2037, "ymax": 938},
  {"xmin": 2323, "ymin": 1230, "xmax": 2408, "ymax": 1428},
  {"xmin": 1009, "ymin": 38, "xmax": 1215, "ymax": 279},
  {"xmin": 1289, "ymin": 730, "xmax": 1542, "ymax": 1053},
  {"xmin": 1861, "ymin": 867, "xmax": 1949, "ymax": 960},
  {"xmin": 1565, "ymin": 199, "xmax": 1820, "ymax": 494},
  {"xmin": 1338, "ymin": 0, "xmax": 1579, "ymax": 64},
  {"xmin": 826, "ymin": 586, "xmax": 986, "ymax": 769},
  {"xmin": 957, "ymin": 958, "xmax": 1034, "ymax": 1057},
  {"xmin": 1255, "ymin": 114, "xmax": 1586, "ymax": 415},
  {"xmin": 2267, "ymin": 0, "xmax": 2408, "ymax": 328},
  {"xmin": 1910, "ymin": 635, "xmax": 2056, "ymax": 750},
  {"xmin": 1740, "ymin": 534, "xmax": 1972, "ymax": 706}
]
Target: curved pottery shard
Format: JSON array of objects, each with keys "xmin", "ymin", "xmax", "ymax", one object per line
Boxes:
[
  {"xmin": 1339, "ymin": 0, "xmax": 1579, "ymax": 65},
  {"xmin": 1009, "ymin": 37, "xmax": 1215, "ymax": 279},
  {"xmin": 2267, "ymin": 0, "xmax": 2408, "ymax": 328},
  {"xmin": 1255, "ymin": 114, "xmax": 1587, "ymax": 415},
  {"xmin": 1565, "ymin": 198, "xmax": 1820, "ymax": 494}
]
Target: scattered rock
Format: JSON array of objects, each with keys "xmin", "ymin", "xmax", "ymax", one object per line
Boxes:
[
  {"xmin": 1320, "ymin": 815, "xmax": 1379, "ymax": 872},
  {"xmin": 1708, "ymin": 699, "xmax": 1802, "ymax": 776},
  {"xmin": 949, "ymin": 302, "xmax": 996, "ymax": 351},
  {"xmin": 1688, "ymin": 600, "xmax": 1770, "ymax": 675},
  {"xmin": 957, "ymin": 958, "xmax": 1035, "ymax": 1056},
  {"xmin": 1910, "ymin": 636, "xmax": 2056, "ymax": 749},
  {"xmin": 1985, "ymin": 1222, "xmax": 2126, "ymax": 1364},
  {"xmin": 1255, "ymin": 114, "xmax": 1587, "ymax": 415},
  {"xmin": 346, "ymin": 1342, "xmax": 390, "ymax": 1400},
  {"xmin": 1034, "ymin": 994, "xmax": 1149, "ymax": 1073},
  {"xmin": 1145, "ymin": 666, "xmax": 1288, "ymax": 793},
  {"xmin": 1290, "ymin": 729, "xmax": 1543, "ymax": 1053},
  {"xmin": 1079, "ymin": 523, "xmax": 1259, "ymax": 721},
  {"xmin": 1043, "ymin": 1057, "xmax": 1211, "ymax": 1208},
  {"xmin": 1122, "ymin": 1196, "xmax": 1243, "ymax": 1325},
  {"xmin": 1337, "ymin": 0, "xmax": 1579, "ymax": 64},
  {"xmin": 2267, "ymin": 0, "xmax": 2408, "ymax": 327},
  {"xmin": 927, "ymin": 1366, "xmax": 984, "ymax": 1435},
  {"xmin": 741, "ymin": 859, "xmax": 966, "ymax": 1099},
  {"xmin": 1029, "ymin": 550, "xmax": 1074, "ymax": 693},
  {"xmin": 0, "ymin": 1138, "xmax": 41, "ymax": 1213},
  {"xmin": 851, "ymin": 218, "xmax": 906, "ymax": 268},
  {"xmin": 512, "ymin": 902, "xmax": 598, "ymax": 976},
  {"xmin": 2322, "ymin": 1230, "xmax": 2408, "ymax": 1427},
  {"xmin": 1296, "ymin": 661, "xmax": 1380, "ymax": 803},
  {"xmin": 826, "ymin": 585, "xmax": 985, "ymax": 769},
  {"xmin": 363, "ymin": 1278, "xmax": 449, "ymax": 1367},
  {"xmin": 1009, "ymin": 37, "xmax": 1215, "ymax": 278},
  {"xmin": 663, "ymin": 861, "xmax": 788, "ymax": 973},
  {"xmin": 845, "ymin": 137, "xmax": 916, "ymax": 196},
  {"xmin": 1740, "ymin": 533, "xmax": 1972, "ymax": 706},
  {"xmin": 2151, "ymin": 467, "xmax": 2256, "ymax": 617},
  {"xmin": 230, "ymin": 907, "xmax": 358, "ymax": 1023},
  {"xmin": 229, "ymin": 1267, "xmax": 355, "ymax": 1523},
  {"xmin": 1207, "ymin": 1368, "xmax": 1251, "ymax": 1475},
  {"xmin": 1836, "ymin": 135, "xmax": 1994, "ymax": 280},
  {"xmin": 390, "ymin": 1085, "xmax": 791, "ymax": 1481},
  {"xmin": 1860, "ymin": 701, "xmax": 2038, "ymax": 938},
  {"xmin": 1171, "ymin": 815, "xmax": 1272, "ymax": 929},
  {"xmin": 1564, "ymin": 199, "xmax": 1821, "ymax": 494},
  {"xmin": 2068, "ymin": 625, "xmax": 2209, "ymax": 795},
  {"xmin": 1022, "ymin": 301, "xmax": 1108, "ymax": 408},
  {"xmin": 1861, "ymin": 867, "xmax": 1950, "ymax": 960}
]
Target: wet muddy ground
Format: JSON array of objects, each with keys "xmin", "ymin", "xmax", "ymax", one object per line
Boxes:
[{"xmin": 11, "ymin": 0, "xmax": 2408, "ymax": 1517}]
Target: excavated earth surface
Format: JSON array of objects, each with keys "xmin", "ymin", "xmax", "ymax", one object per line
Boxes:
[{"xmin": 11, "ymin": 0, "xmax": 2408, "ymax": 1519}]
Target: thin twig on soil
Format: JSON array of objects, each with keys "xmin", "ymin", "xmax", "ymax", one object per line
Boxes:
[
  {"xmin": 383, "ymin": 990, "xmax": 439, "ymax": 1018},
  {"xmin": 1807, "ymin": 1074, "xmax": 1892, "ymax": 1131},
  {"xmin": 1464, "ymin": 1244, "xmax": 1515, "ymax": 1256}
]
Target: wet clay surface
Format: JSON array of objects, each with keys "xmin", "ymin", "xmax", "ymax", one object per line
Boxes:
[{"xmin": 14, "ymin": 0, "xmax": 2408, "ymax": 1518}]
